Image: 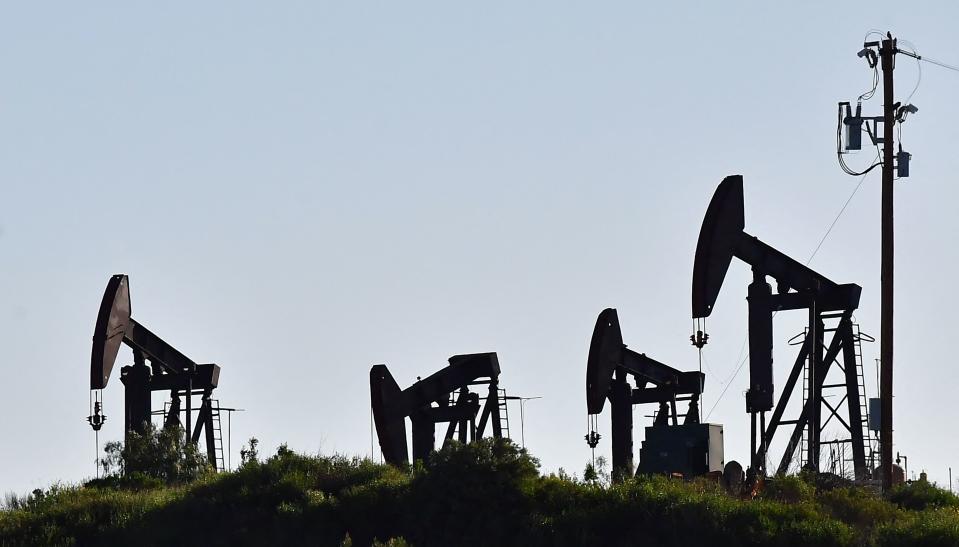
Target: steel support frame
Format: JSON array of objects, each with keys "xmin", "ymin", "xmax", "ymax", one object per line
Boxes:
[{"xmin": 754, "ymin": 307, "xmax": 867, "ymax": 479}]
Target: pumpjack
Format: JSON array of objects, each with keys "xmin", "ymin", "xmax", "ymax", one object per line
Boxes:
[
  {"xmin": 692, "ymin": 175, "xmax": 871, "ymax": 479},
  {"xmin": 371, "ymin": 352, "xmax": 507, "ymax": 466},
  {"xmin": 586, "ymin": 308, "xmax": 723, "ymax": 479},
  {"xmin": 88, "ymin": 274, "xmax": 225, "ymax": 471}
]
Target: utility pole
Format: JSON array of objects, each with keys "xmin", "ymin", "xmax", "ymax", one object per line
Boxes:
[
  {"xmin": 839, "ymin": 32, "xmax": 917, "ymax": 491},
  {"xmin": 879, "ymin": 35, "xmax": 896, "ymax": 493}
]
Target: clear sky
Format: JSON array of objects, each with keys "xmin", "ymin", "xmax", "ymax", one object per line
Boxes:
[{"xmin": 2, "ymin": 2, "xmax": 958, "ymax": 494}]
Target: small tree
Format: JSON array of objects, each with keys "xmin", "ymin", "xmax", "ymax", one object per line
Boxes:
[
  {"xmin": 100, "ymin": 422, "xmax": 211, "ymax": 484},
  {"xmin": 584, "ymin": 456, "xmax": 610, "ymax": 486},
  {"xmin": 240, "ymin": 437, "xmax": 260, "ymax": 467}
]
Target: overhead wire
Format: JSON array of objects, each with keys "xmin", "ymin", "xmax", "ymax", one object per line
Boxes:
[
  {"xmin": 704, "ymin": 325, "xmax": 747, "ymax": 421},
  {"xmin": 858, "ymin": 62, "xmax": 879, "ymax": 102},
  {"xmin": 918, "ymin": 55, "xmax": 959, "ymax": 73},
  {"xmin": 807, "ymin": 152, "xmax": 879, "ymax": 265},
  {"xmin": 897, "ymin": 39, "xmax": 922, "ymax": 103},
  {"xmin": 705, "ymin": 351, "xmax": 748, "ymax": 421},
  {"xmin": 864, "ymin": 29, "xmax": 886, "ymax": 42}
]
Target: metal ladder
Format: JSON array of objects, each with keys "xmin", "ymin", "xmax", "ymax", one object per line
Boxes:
[
  {"xmin": 210, "ymin": 399, "xmax": 226, "ymax": 472},
  {"xmin": 852, "ymin": 326, "xmax": 879, "ymax": 475},
  {"xmin": 497, "ymin": 388, "xmax": 511, "ymax": 439},
  {"xmin": 797, "ymin": 321, "xmax": 874, "ymax": 479},
  {"xmin": 799, "ymin": 327, "xmax": 810, "ymax": 472},
  {"xmin": 831, "ymin": 324, "xmax": 875, "ymax": 479}
]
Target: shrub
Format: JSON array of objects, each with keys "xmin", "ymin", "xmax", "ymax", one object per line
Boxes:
[
  {"xmin": 818, "ymin": 487, "xmax": 899, "ymax": 532},
  {"xmin": 875, "ymin": 508, "xmax": 959, "ymax": 547},
  {"xmin": 583, "ymin": 456, "xmax": 610, "ymax": 486},
  {"xmin": 240, "ymin": 437, "xmax": 260, "ymax": 466},
  {"xmin": 887, "ymin": 480, "xmax": 959, "ymax": 511},
  {"xmin": 98, "ymin": 423, "xmax": 212, "ymax": 485},
  {"xmin": 339, "ymin": 469, "xmax": 409, "ymax": 544},
  {"xmin": 762, "ymin": 474, "xmax": 816, "ymax": 504},
  {"xmin": 407, "ymin": 438, "xmax": 539, "ymax": 547}
]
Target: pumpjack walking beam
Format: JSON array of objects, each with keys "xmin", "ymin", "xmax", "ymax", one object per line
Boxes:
[
  {"xmin": 89, "ymin": 274, "xmax": 223, "ymax": 470},
  {"xmin": 692, "ymin": 176, "xmax": 868, "ymax": 478},
  {"xmin": 370, "ymin": 352, "xmax": 505, "ymax": 466},
  {"xmin": 586, "ymin": 308, "xmax": 704, "ymax": 478}
]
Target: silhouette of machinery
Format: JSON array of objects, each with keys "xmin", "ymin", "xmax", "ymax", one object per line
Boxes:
[
  {"xmin": 586, "ymin": 308, "xmax": 723, "ymax": 479},
  {"xmin": 88, "ymin": 274, "xmax": 225, "ymax": 471},
  {"xmin": 371, "ymin": 352, "xmax": 507, "ymax": 466},
  {"xmin": 692, "ymin": 175, "xmax": 870, "ymax": 479}
]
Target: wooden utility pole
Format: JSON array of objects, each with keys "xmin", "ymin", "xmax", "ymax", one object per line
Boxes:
[{"xmin": 879, "ymin": 35, "xmax": 896, "ymax": 492}]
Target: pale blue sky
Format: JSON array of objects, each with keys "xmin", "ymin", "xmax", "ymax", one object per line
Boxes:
[{"xmin": 3, "ymin": 2, "xmax": 959, "ymax": 494}]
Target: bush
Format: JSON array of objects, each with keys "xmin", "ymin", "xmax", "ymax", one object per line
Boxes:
[
  {"xmin": 339, "ymin": 469, "xmax": 409, "ymax": 545},
  {"xmin": 762, "ymin": 474, "xmax": 816, "ymax": 504},
  {"xmin": 98, "ymin": 422, "xmax": 212, "ymax": 485},
  {"xmin": 818, "ymin": 487, "xmax": 899, "ymax": 532},
  {"xmin": 85, "ymin": 472, "xmax": 165, "ymax": 491},
  {"xmin": 407, "ymin": 438, "xmax": 539, "ymax": 547},
  {"xmin": 887, "ymin": 480, "xmax": 959, "ymax": 511},
  {"xmin": 875, "ymin": 508, "xmax": 959, "ymax": 547}
]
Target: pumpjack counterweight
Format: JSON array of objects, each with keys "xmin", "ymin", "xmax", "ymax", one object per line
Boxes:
[
  {"xmin": 692, "ymin": 176, "xmax": 870, "ymax": 479},
  {"xmin": 88, "ymin": 274, "xmax": 226, "ymax": 471},
  {"xmin": 586, "ymin": 308, "xmax": 723, "ymax": 480},
  {"xmin": 371, "ymin": 352, "xmax": 508, "ymax": 466}
]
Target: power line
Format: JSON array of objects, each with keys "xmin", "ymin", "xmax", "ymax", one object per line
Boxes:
[
  {"xmin": 897, "ymin": 39, "xmax": 922, "ymax": 103},
  {"xmin": 894, "ymin": 40, "xmax": 959, "ymax": 73},
  {"xmin": 920, "ymin": 55, "xmax": 959, "ymax": 73},
  {"xmin": 705, "ymin": 351, "xmax": 748, "ymax": 421},
  {"xmin": 807, "ymin": 154, "xmax": 878, "ymax": 265}
]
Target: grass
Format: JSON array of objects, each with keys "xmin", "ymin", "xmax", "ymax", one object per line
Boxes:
[{"xmin": 2, "ymin": 439, "xmax": 958, "ymax": 546}]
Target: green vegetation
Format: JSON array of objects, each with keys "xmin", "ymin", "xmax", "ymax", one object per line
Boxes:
[
  {"xmin": 89, "ymin": 422, "xmax": 212, "ymax": 490},
  {"xmin": 3, "ymin": 437, "xmax": 959, "ymax": 546}
]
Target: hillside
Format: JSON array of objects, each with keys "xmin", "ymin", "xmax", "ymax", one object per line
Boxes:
[{"xmin": 2, "ymin": 439, "xmax": 958, "ymax": 547}]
